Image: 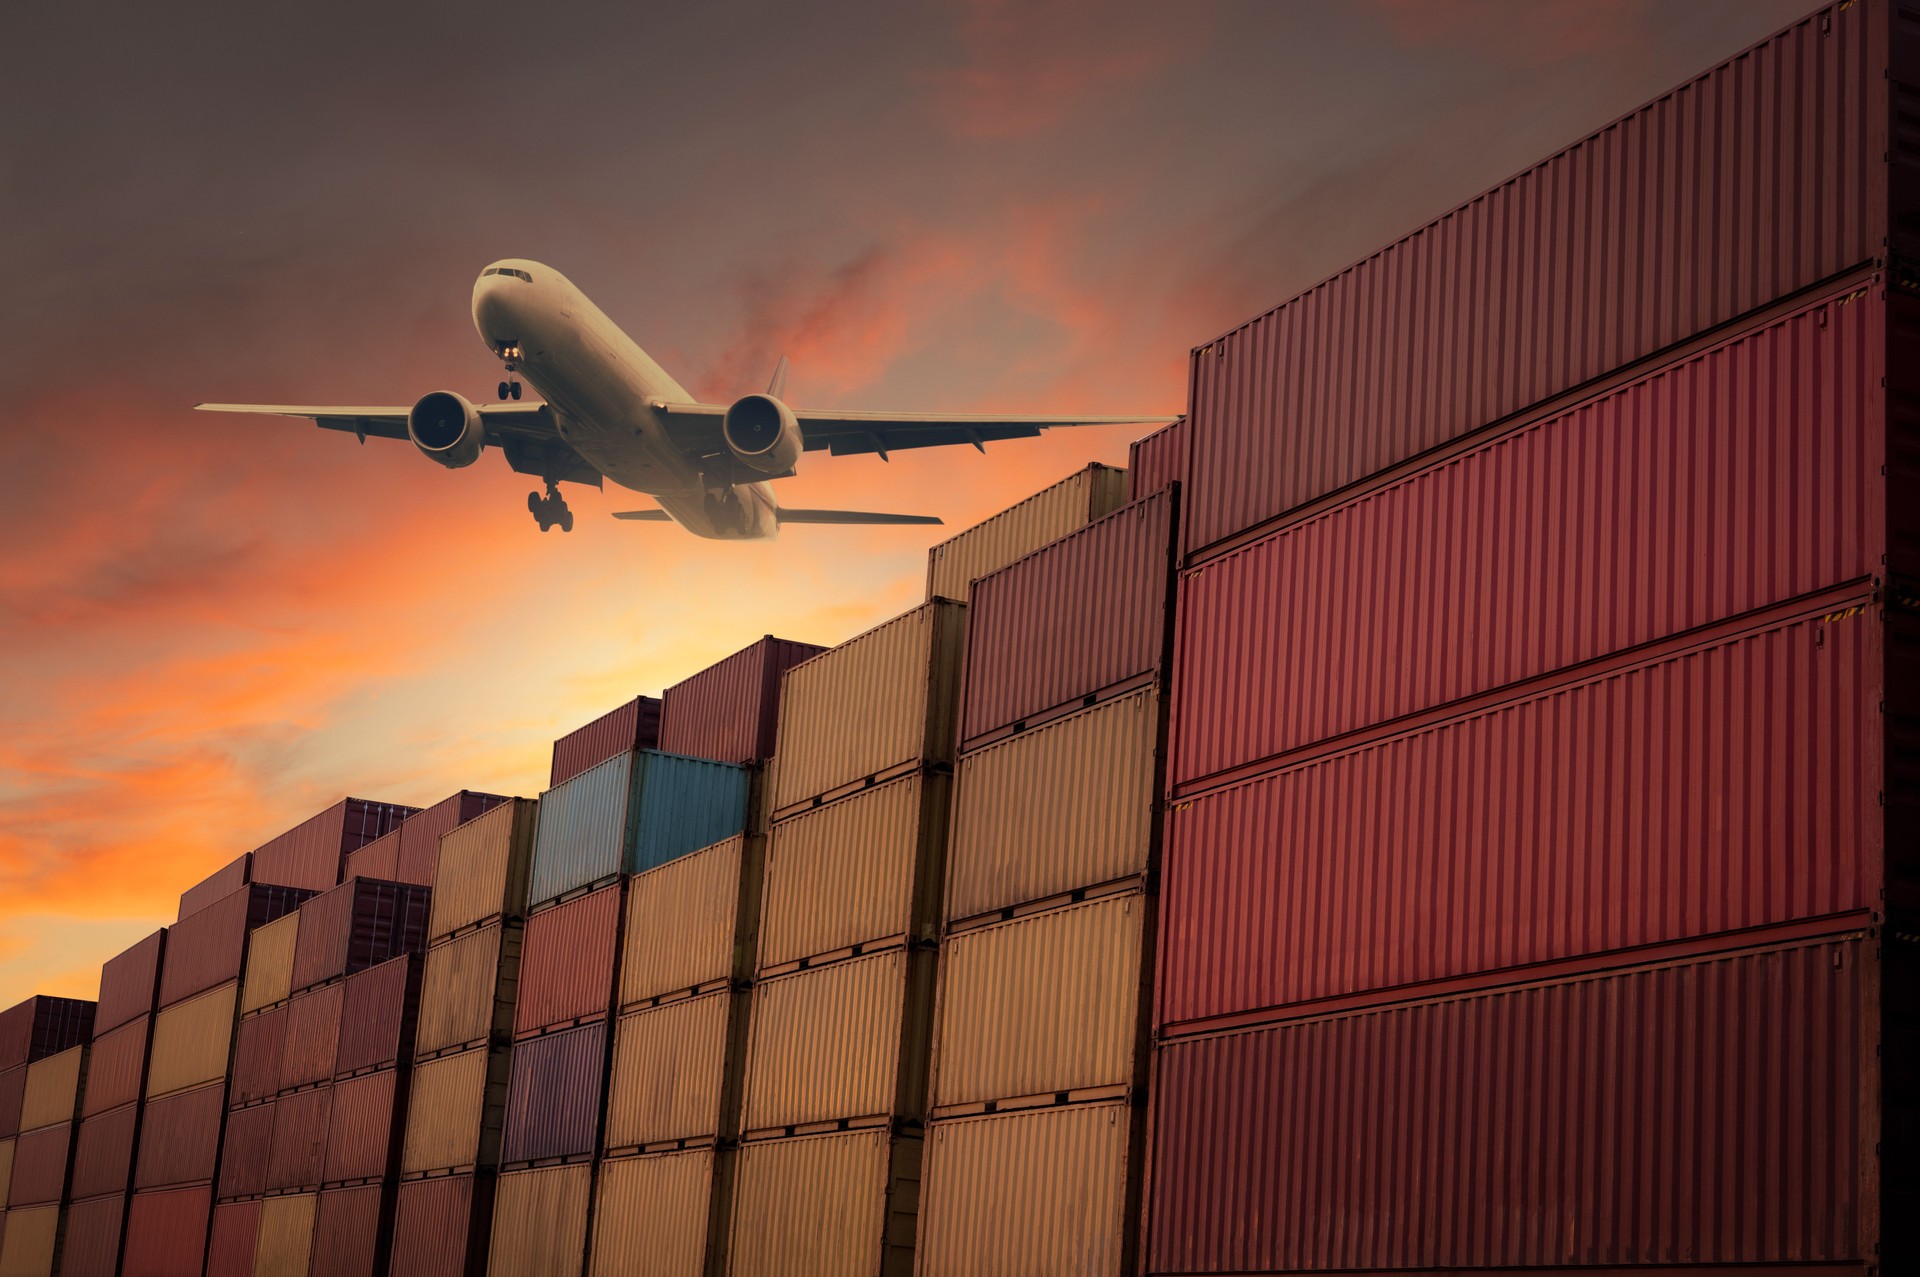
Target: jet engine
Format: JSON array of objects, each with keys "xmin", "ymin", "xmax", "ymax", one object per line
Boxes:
[
  {"xmin": 407, "ymin": 391, "xmax": 487, "ymax": 469},
  {"xmin": 722, "ymin": 394, "xmax": 803, "ymax": 476}
]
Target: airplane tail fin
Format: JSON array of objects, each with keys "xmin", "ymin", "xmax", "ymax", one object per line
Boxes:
[
  {"xmin": 776, "ymin": 507, "xmax": 943, "ymax": 526},
  {"xmin": 767, "ymin": 355, "xmax": 790, "ymax": 399}
]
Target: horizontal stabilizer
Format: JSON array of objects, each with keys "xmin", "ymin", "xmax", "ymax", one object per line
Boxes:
[
  {"xmin": 777, "ymin": 507, "xmax": 943, "ymax": 526},
  {"xmin": 612, "ymin": 509, "xmax": 674, "ymax": 521}
]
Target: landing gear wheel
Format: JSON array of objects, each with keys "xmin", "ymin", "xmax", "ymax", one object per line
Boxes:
[
  {"xmin": 509, "ymin": 381, "xmax": 522, "ymax": 400},
  {"xmin": 499, "ymin": 381, "xmax": 511, "ymax": 400},
  {"xmin": 558, "ymin": 509, "xmax": 574, "ymax": 532},
  {"xmin": 527, "ymin": 484, "xmax": 572, "ymax": 532}
]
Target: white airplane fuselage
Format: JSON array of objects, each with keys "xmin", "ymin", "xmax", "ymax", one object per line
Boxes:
[{"xmin": 470, "ymin": 258, "xmax": 780, "ymax": 539}]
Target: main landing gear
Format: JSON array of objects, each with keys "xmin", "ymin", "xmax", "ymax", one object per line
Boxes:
[{"xmin": 529, "ymin": 481, "xmax": 573, "ymax": 532}]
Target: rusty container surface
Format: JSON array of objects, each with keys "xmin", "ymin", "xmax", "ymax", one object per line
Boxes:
[
  {"xmin": 498, "ymin": 1023, "xmax": 607, "ymax": 1166},
  {"xmin": 335, "ymin": 952, "xmax": 419, "ymax": 1076},
  {"xmin": 429, "ymin": 799, "xmax": 538, "ymax": 942},
  {"xmin": 486, "ymin": 1164, "xmax": 590, "ymax": 1277},
  {"xmin": 159, "ymin": 883, "xmax": 311, "ymax": 1009},
  {"xmin": 82, "ymin": 1016, "xmax": 150, "ymax": 1117},
  {"xmin": 401, "ymin": 1045, "xmax": 508, "ymax": 1175},
  {"xmin": 760, "ymin": 773, "xmax": 947, "ymax": 971},
  {"xmin": 0, "ymin": 998, "xmax": 93, "ymax": 1072},
  {"xmin": 417, "ymin": 923, "xmax": 521, "ymax": 1059},
  {"xmin": 280, "ymin": 982, "xmax": 344, "ymax": 1091},
  {"xmin": 0, "ymin": 1204, "xmax": 56, "ymax": 1276},
  {"xmin": 19, "ymin": 1045, "xmax": 82, "ymax": 1132},
  {"xmin": 392, "ymin": 1172, "xmax": 496, "ymax": 1277},
  {"xmin": 0, "ymin": 1068, "xmax": 19, "ymax": 1139},
  {"xmin": 550, "ymin": 695, "xmax": 662, "ymax": 788},
  {"xmin": 69, "ymin": 1102, "xmax": 139, "ymax": 1199},
  {"xmin": 265, "ymin": 1085, "xmax": 332, "ymax": 1191},
  {"xmin": 132, "ymin": 1082, "xmax": 222, "ymax": 1189},
  {"xmin": 178, "ymin": 855, "xmax": 250, "ymax": 922},
  {"xmin": 145, "ymin": 981, "xmax": 236, "ymax": 1099},
  {"xmin": 397, "ymin": 790, "xmax": 510, "ymax": 885},
  {"xmin": 323, "ymin": 1067, "xmax": 399, "ymax": 1185},
  {"xmin": 289, "ymin": 878, "xmax": 431, "ymax": 995},
  {"xmin": 240, "ymin": 912, "xmax": 299, "ymax": 1016},
  {"xmin": 230, "ymin": 1005, "xmax": 286, "ymax": 1106},
  {"xmin": 1159, "ymin": 601, "xmax": 1880, "ymax": 1031},
  {"xmin": 60, "ymin": 1193, "xmax": 127, "ymax": 1277},
  {"xmin": 7, "ymin": 1121, "xmax": 71, "ymax": 1206},
  {"xmin": 619, "ymin": 836, "xmax": 749, "ymax": 1007},
  {"xmin": 925, "ymin": 464, "xmax": 1129, "ymax": 602},
  {"xmin": 0, "ymin": 1132, "xmax": 11, "ymax": 1199},
  {"xmin": 122, "ymin": 1184, "xmax": 213, "ymax": 1277},
  {"xmin": 769, "ymin": 601, "xmax": 966, "ymax": 816},
  {"xmin": 1146, "ymin": 930, "xmax": 1872, "ymax": 1273},
  {"xmin": 251, "ymin": 798, "xmax": 418, "ymax": 894},
  {"xmin": 310, "ymin": 1183, "xmax": 384, "ymax": 1277},
  {"xmin": 253, "ymin": 1191, "xmax": 315, "ymax": 1277},
  {"xmin": 659, "ymin": 635, "xmax": 827, "ymax": 765},
  {"xmin": 342, "ymin": 828, "xmax": 400, "ymax": 885},
  {"xmin": 727, "ymin": 1128, "xmax": 921, "ymax": 1277},
  {"xmin": 603, "ymin": 991, "xmax": 733, "ymax": 1150},
  {"xmin": 1127, "ymin": 419, "xmax": 1186, "ymax": 501},
  {"xmin": 96, "ymin": 929, "xmax": 166, "ymax": 1035},
  {"xmin": 514, "ymin": 884, "xmax": 620, "ymax": 1036},
  {"xmin": 946, "ymin": 687, "xmax": 1158, "ymax": 923},
  {"xmin": 589, "ymin": 1146, "xmax": 725, "ymax": 1277},
  {"xmin": 206, "ymin": 1199, "xmax": 262, "ymax": 1277},
  {"xmin": 217, "ymin": 1099, "xmax": 274, "ymax": 1199}
]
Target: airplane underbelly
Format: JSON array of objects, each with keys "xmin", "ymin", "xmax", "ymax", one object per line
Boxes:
[{"xmin": 523, "ymin": 337, "xmax": 699, "ymax": 496}]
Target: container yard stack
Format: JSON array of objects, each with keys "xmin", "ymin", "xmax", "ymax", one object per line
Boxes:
[
  {"xmin": 345, "ymin": 792, "xmax": 510, "ymax": 887},
  {"xmin": 0, "ymin": 999, "xmax": 94, "ymax": 1277},
  {"xmin": 923, "ymin": 463, "xmax": 1126, "ymax": 603},
  {"xmin": 212, "ymin": 909, "xmax": 299, "ymax": 1269},
  {"xmin": 915, "ymin": 487, "xmax": 1177, "ymax": 1277},
  {"xmin": 725, "ymin": 601, "xmax": 966, "ymax": 1277},
  {"xmin": 178, "ymin": 800, "xmax": 418, "ymax": 920},
  {"xmin": 1125, "ymin": 419, "xmax": 1185, "ymax": 504},
  {"xmin": 657, "ymin": 637, "xmax": 825, "ymax": 767},
  {"xmin": 549, "ymin": 697, "xmax": 663, "ymax": 788},
  {"xmin": 1144, "ymin": 4, "xmax": 1920, "ymax": 1273}
]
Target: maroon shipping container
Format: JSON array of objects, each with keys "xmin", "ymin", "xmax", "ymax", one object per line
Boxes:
[
  {"xmin": 324, "ymin": 1069, "xmax": 400, "ymax": 1184},
  {"xmin": 9, "ymin": 1120, "xmax": 72, "ymax": 1205},
  {"xmin": 335, "ymin": 953, "xmax": 420, "ymax": 1077},
  {"xmin": 70, "ymin": 1102, "xmax": 139, "ymax": 1200},
  {"xmin": 134, "ymin": 1081, "xmax": 224, "ymax": 1188},
  {"xmin": 312, "ymin": 1183, "xmax": 385, "ymax": 1277},
  {"xmin": 0, "ymin": 1065, "xmax": 22, "ymax": 1139},
  {"xmin": 159, "ymin": 882, "xmax": 312, "ymax": 1009},
  {"xmin": 230, "ymin": 1006, "xmax": 288, "ymax": 1106},
  {"xmin": 960, "ymin": 489, "xmax": 1177, "ymax": 748},
  {"xmin": 81, "ymin": 1016, "xmax": 151, "ymax": 1117},
  {"xmin": 217, "ymin": 1098, "xmax": 275, "ymax": 1199},
  {"xmin": 122, "ymin": 1184, "xmax": 213, "ymax": 1277},
  {"xmin": 658, "ymin": 635, "xmax": 826, "ymax": 765},
  {"xmin": 252, "ymin": 796, "xmax": 421, "ymax": 892},
  {"xmin": 0, "ymin": 996, "xmax": 94, "ymax": 1070},
  {"xmin": 178, "ymin": 854, "xmax": 249, "ymax": 922},
  {"xmin": 513, "ymin": 883, "xmax": 621, "ymax": 1036},
  {"xmin": 397, "ymin": 791, "xmax": 510, "ymax": 885},
  {"xmin": 59, "ymin": 1192, "xmax": 128, "ymax": 1277},
  {"xmin": 499, "ymin": 1021, "xmax": 608, "ymax": 1166},
  {"xmin": 550, "ymin": 695, "xmax": 663, "ymax": 787},
  {"xmin": 1173, "ymin": 289, "xmax": 1884, "ymax": 788},
  {"xmin": 1128, "ymin": 416, "xmax": 1187, "ymax": 500},
  {"xmin": 290, "ymin": 878, "xmax": 431, "ymax": 994},
  {"xmin": 205, "ymin": 1199, "xmax": 262, "ymax": 1277},
  {"xmin": 391, "ymin": 1173, "xmax": 495, "ymax": 1277},
  {"xmin": 1146, "ymin": 929, "xmax": 1872, "ymax": 1273},
  {"xmin": 282, "ymin": 983, "xmax": 345, "ymax": 1091},
  {"xmin": 1159, "ymin": 599, "xmax": 1878, "ymax": 1031},
  {"xmin": 342, "ymin": 828, "xmax": 400, "ymax": 884},
  {"xmin": 266, "ymin": 1084, "xmax": 333, "ymax": 1191},
  {"xmin": 97, "ymin": 929, "xmax": 166, "ymax": 1034}
]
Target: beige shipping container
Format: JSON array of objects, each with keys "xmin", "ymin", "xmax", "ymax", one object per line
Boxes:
[
  {"xmin": 915, "ymin": 1103, "xmax": 1135, "ymax": 1277},
  {"xmin": 416, "ymin": 921, "xmax": 522, "ymax": 1057},
  {"xmin": 604, "ymin": 992, "xmax": 734, "ymax": 1150},
  {"xmin": 402, "ymin": 1044, "xmax": 508, "ymax": 1174},
  {"xmin": 945, "ymin": 687, "xmax": 1159, "ymax": 923},
  {"xmin": 488, "ymin": 1164, "xmax": 591, "ymax": 1277},
  {"xmin": 0, "ymin": 1203, "xmax": 58, "ymax": 1277},
  {"xmin": 727, "ymin": 1128, "xmax": 921, "ymax": 1277},
  {"xmin": 430, "ymin": 798, "xmax": 538, "ymax": 941},
  {"xmin": 759, "ymin": 774, "xmax": 948, "ymax": 972},
  {"xmin": 924, "ymin": 464, "xmax": 1128, "ymax": 603},
  {"xmin": 619, "ymin": 835, "xmax": 752, "ymax": 1008},
  {"xmin": 241, "ymin": 911, "xmax": 300, "ymax": 1015},
  {"xmin": 254, "ymin": 1191, "xmax": 316, "ymax": 1277},
  {"xmin": 741, "ymin": 949, "xmax": 934, "ymax": 1135},
  {"xmin": 19, "ymin": 1046, "xmax": 83, "ymax": 1132},
  {"xmin": 589, "ymin": 1147, "xmax": 727, "ymax": 1277},
  {"xmin": 930, "ymin": 892, "xmax": 1147, "ymax": 1111},
  {"xmin": 146, "ymin": 979, "xmax": 238, "ymax": 1098},
  {"xmin": 769, "ymin": 602, "xmax": 965, "ymax": 816}
]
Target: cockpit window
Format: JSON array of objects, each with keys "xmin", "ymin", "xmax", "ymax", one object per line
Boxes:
[{"xmin": 484, "ymin": 267, "xmax": 533, "ymax": 282}]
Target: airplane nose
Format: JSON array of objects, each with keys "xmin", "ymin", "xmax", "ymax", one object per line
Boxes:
[{"xmin": 472, "ymin": 274, "xmax": 513, "ymax": 338}]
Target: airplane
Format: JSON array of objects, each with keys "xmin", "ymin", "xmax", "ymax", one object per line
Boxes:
[{"xmin": 199, "ymin": 259, "xmax": 1174, "ymax": 539}]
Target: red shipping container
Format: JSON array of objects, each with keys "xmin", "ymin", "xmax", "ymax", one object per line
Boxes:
[
  {"xmin": 659, "ymin": 635, "xmax": 826, "ymax": 765},
  {"xmin": 97, "ymin": 930, "xmax": 166, "ymax": 1034},
  {"xmin": 159, "ymin": 883, "xmax": 311, "ymax": 1009},
  {"xmin": 397, "ymin": 791, "xmax": 510, "ymax": 885},
  {"xmin": 81, "ymin": 1016, "xmax": 151, "ymax": 1117},
  {"xmin": 324, "ymin": 1069, "xmax": 400, "ymax": 1184},
  {"xmin": 499, "ymin": 1021, "xmax": 608, "ymax": 1166},
  {"xmin": 335, "ymin": 953, "xmax": 419, "ymax": 1077},
  {"xmin": 205, "ymin": 1199, "xmax": 262, "ymax": 1277},
  {"xmin": 290, "ymin": 878, "xmax": 431, "ymax": 995},
  {"xmin": 282, "ymin": 983, "xmax": 345, "ymax": 1090},
  {"xmin": 266, "ymin": 1084, "xmax": 332, "ymax": 1191},
  {"xmin": 311, "ymin": 1183, "xmax": 385, "ymax": 1277},
  {"xmin": 1146, "ymin": 930, "xmax": 1872, "ymax": 1273},
  {"xmin": 0, "ymin": 996, "xmax": 94, "ymax": 1070},
  {"xmin": 1127, "ymin": 416, "xmax": 1187, "ymax": 500},
  {"xmin": 9, "ymin": 1120, "xmax": 71, "ymax": 1205},
  {"xmin": 342, "ymin": 828, "xmax": 400, "ymax": 884},
  {"xmin": 513, "ymin": 883, "xmax": 620, "ymax": 1036},
  {"xmin": 230, "ymin": 1006, "xmax": 288, "ymax": 1105},
  {"xmin": 0, "ymin": 1065, "xmax": 22, "ymax": 1139},
  {"xmin": 1159, "ymin": 600, "xmax": 1879, "ymax": 1031},
  {"xmin": 178, "ymin": 854, "xmax": 249, "ymax": 921},
  {"xmin": 550, "ymin": 696, "xmax": 663, "ymax": 787},
  {"xmin": 122, "ymin": 1184, "xmax": 213, "ymax": 1277},
  {"xmin": 70, "ymin": 1102, "xmax": 139, "ymax": 1200},
  {"xmin": 1173, "ymin": 290, "xmax": 1884, "ymax": 788},
  {"xmin": 391, "ymin": 1172, "xmax": 494, "ymax": 1277},
  {"xmin": 217, "ymin": 1098, "xmax": 275, "ymax": 1199},
  {"xmin": 135, "ymin": 1081, "xmax": 224, "ymax": 1188},
  {"xmin": 251, "ymin": 797, "xmax": 420, "ymax": 893},
  {"xmin": 59, "ymin": 1192, "xmax": 127, "ymax": 1277},
  {"xmin": 960, "ymin": 489, "xmax": 1176, "ymax": 748}
]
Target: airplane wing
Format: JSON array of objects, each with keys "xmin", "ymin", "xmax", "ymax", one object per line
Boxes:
[
  {"xmin": 652, "ymin": 402, "xmax": 1174, "ymax": 461},
  {"xmin": 194, "ymin": 402, "xmax": 602, "ymax": 487}
]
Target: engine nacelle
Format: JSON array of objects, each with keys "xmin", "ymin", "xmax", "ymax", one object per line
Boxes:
[
  {"xmin": 722, "ymin": 394, "xmax": 803, "ymax": 476},
  {"xmin": 407, "ymin": 391, "xmax": 486, "ymax": 469}
]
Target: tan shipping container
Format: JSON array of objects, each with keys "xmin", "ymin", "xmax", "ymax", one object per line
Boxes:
[
  {"xmin": 589, "ymin": 1147, "xmax": 728, "ymax": 1277},
  {"xmin": 769, "ymin": 602, "xmax": 965, "ymax": 816},
  {"xmin": 945, "ymin": 687, "xmax": 1159, "ymax": 923},
  {"xmin": 488, "ymin": 1163, "xmax": 591, "ymax": 1277},
  {"xmin": 924, "ymin": 464, "xmax": 1128, "ymax": 603},
  {"xmin": 241, "ymin": 911, "xmax": 300, "ymax": 1015},
  {"xmin": 416, "ymin": 921, "xmax": 522, "ymax": 1057},
  {"xmin": 19, "ymin": 1045, "xmax": 83, "ymax": 1132},
  {"xmin": 402, "ymin": 1044, "xmax": 509, "ymax": 1174},
  {"xmin": 930, "ymin": 892, "xmax": 1147, "ymax": 1111},
  {"xmin": 146, "ymin": 980, "xmax": 238, "ymax": 1099},
  {"xmin": 605, "ymin": 992, "xmax": 735, "ymax": 1151},
  {"xmin": 254, "ymin": 1191, "xmax": 316, "ymax": 1277},
  {"xmin": 727, "ymin": 1128, "xmax": 921, "ymax": 1277},
  {"xmin": 915, "ymin": 1102, "xmax": 1135, "ymax": 1277},
  {"xmin": 431, "ymin": 798, "xmax": 538, "ymax": 941},
  {"xmin": 759, "ymin": 774, "xmax": 949, "ymax": 972},
  {"xmin": 741, "ymin": 949, "xmax": 934, "ymax": 1135},
  {"xmin": 0, "ymin": 1136, "xmax": 12, "ymax": 1203},
  {"xmin": 0, "ymin": 1203, "xmax": 58, "ymax": 1277},
  {"xmin": 619, "ymin": 835, "xmax": 753, "ymax": 1008}
]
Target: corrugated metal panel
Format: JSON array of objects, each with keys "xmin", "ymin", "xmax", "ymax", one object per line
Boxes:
[
  {"xmin": 58, "ymin": 1193, "xmax": 126, "ymax": 1277},
  {"xmin": 240, "ymin": 913, "xmax": 299, "ymax": 1016},
  {"xmin": 1159, "ymin": 606, "xmax": 1880, "ymax": 1029},
  {"xmin": 728, "ymin": 1129, "xmax": 920, "ymax": 1277},
  {"xmin": 122, "ymin": 1184, "xmax": 213, "ymax": 1277},
  {"xmin": 960, "ymin": 491, "xmax": 1174, "ymax": 747},
  {"xmin": 19, "ymin": 1046, "xmax": 80, "ymax": 1131},
  {"xmin": 514, "ymin": 885, "xmax": 620, "ymax": 1035},
  {"xmin": 230, "ymin": 1005, "xmax": 286, "ymax": 1105},
  {"xmin": 179, "ymin": 855, "xmax": 249, "ymax": 922},
  {"xmin": 281, "ymin": 983, "xmax": 344, "ymax": 1091},
  {"xmin": 342, "ymin": 828, "xmax": 400, "ymax": 885},
  {"xmin": 619, "ymin": 837, "xmax": 744, "ymax": 1007},
  {"xmin": 1182, "ymin": 2, "xmax": 1881, "ymax": 555},
  {"xmin": 70, "ymin": 1102, "xmax": 138, "ymax": 1199},
  {"xmin": 401, "ymin": 1046, "xmax": 504, "ymax": 1175},
  {"xmin": 771, "ymin": 601, "xmax": 966, "ymax": 814},
  {"xmin": 392, "ymin": 1173, "xmax": 493, "ymax": 1277},
  {"xmin": 96, "ymin": 930, "xmax": 165, "ymax": 1035},
  {"xmin": 604, "ymin": 993, "xmax": 730, "ymax": 1149},
  {"xmin": 133, "ymin": 1081, "xmax": 222, "ymax": 1188},
  {"xmin": 429, "ymin": 799, "xmax": 537, "ymax": 942},
  {"xmin": 81, "ymin": 1016, "xmax": 148, "ymax": 1117},
  {"xmin": 160, "ymin": 883, "xmax": 310, "ymax": 1009},
  {"xmin": 323, "ymin": 1068, "xmax": 397, "ymax": 1184},
  {"xmin": 251, "ymin": 798, "xmax": 418, "ymax": 894},
  {"xmin": 0, "ymin": 999, "xmax": 92, "ymax": 1073},
  {"xmin": 0, "ymin": 1204, "xmax": 57, "ymax": 1276},
  {"xmin": 418, "ymin": 923, "xmax": 518, "ymax": 1058},
  {"xmin": 7, "ymin": 1122, "xmax": 69, "ymax": 1206},
  {"xmin": 1147, "ymin": 932, "xmax": 1872, "ymax": 1272},
  {"xmin": 925, "ymin": 464, "xmax": 1129, "ymax": 602},
  {"xmin": 588, "ymin": 1147, "xmax": 714, "ymax": 1277},
  {"xmin": 0, "ymin": 1067, "xmax": 20, "ymax": 1139},
  {"xmin": 499, "ymin": 1023, "xmax": 607, "ymax": 1165},
  {"xmin": 265, "ymin": 1085, "xmax": 332, "ymax": 1191},
  {"xmin": 253, "ymin": 1192, "xmax": 315, "ymax": 1277},
  {"xmin": 931, "ymin": 893, "xmax": 1144, "ymax": 1108},
  {"xmin": 0, "ymin": 1133, "xmax": 11, "ymax": 1200},
  {"xmin": 659, "ymin": 636, "xmax": 827, "ymax": 765},
  {"xmin": 146, "ymin": 981, "xmax": 236, "ymax": 1099},
  {"xmin": 290, "ymin": 879, "xmax": 431, "ymax": 995},
  {"xmin": 398, "ymin": 791, "xmax": 511, "ymax": 885},
  {"xmin": 1127, "ymin": 419, "xmax": 1186, "ymax": 502},
  {"xmin": 486, "ymin": 1164, "xmax": 590, "ymax": 1277},
  {"xmin": 946, "ymin": 689, "xmax": 1157, "ymax": 923},
  {"xmin": 761, "ymin": 774, "xmax": 941, "ymax": 970},
  {"xmin": 206, "ymin": 1200, "xmax": 262, "ymax": 1277},
  {"xmin": 310, "ymin": 1184, "xmax": 383, "ymax": 1277},
  {"xmin": 551, "ymin": 695, "xmax": 662, "ymax": 788},
  {"xmin": 335, "ymin": 953, "xmax": 418, "ymax": 1076},
  {"xmin": 1174, "ymin": 291, "xmax": 1883, "ymax": 785},
  {"xmin": 217, "ymin": 1099, "xmax": 275, "ymax": 1199}
]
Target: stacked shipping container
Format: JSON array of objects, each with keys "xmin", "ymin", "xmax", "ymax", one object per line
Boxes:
[
  {"xmin": 922, "ymin": 463, "xmax": 1127, "ymax": 602},
  {"xmin": 0, "ymin": 1000, "xmax": 95, "ymax": 1277}
]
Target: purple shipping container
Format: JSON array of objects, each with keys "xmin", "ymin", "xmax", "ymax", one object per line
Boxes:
[
  {"xmin": 266, "ymin": 1084, "xmax": 332, "ymax": 1191},
  {"xmin": 0, "ymin": 996, "xmax": 94, "ymax": 1070},
  {"xmin": 499, "ymin": 1021, "xmax": 608, "ymax": 1166},
  {"xmin": 311, "ymin": 1183, "xmax": 385, "ymax": 1277},
  {"xmin": 96, "ymin": 930, "xmax": 166, "ymax": 1034},
  {"xmin": 342, "ymin": 828, "xmax": 400, "ymax": 884},
  {"xmin": 230, "ymin": 1006, "xmax": 287, "ymax": 1106},
  {"xmin": 178, "ymin": 854, "xmax": 249, "ymax": 922},
  {"xmin": 290, "ymin": 878, "xmax": 431, "ymax": 995},
  {"xmin": 0, "ymin": 1065, "xmax": 22, "ymax": 1139},
  {"xmin": 282, "ymin": 983, "xmax": 344, "ymax": 1091},
  {"xmin": 217, "ymin": 1099, "xmax": 275, "ymax": 1199},
  {"xmin": 391, "ymin": 1172, "xmax": 494, "ymax": 1277},
  {"xmin": 397, "ymin": 791, "xmax": 510, "ymax": 885},
  {"xmin": 1145, "ymin": 930, "xmax": 1872, "ymax": 1273},
  {"xmin": 323, "ymin": 1069, "xmax": 400, "ymax": 1184},
  {"xmin": 959, "ymin": 489, "xmax": 1176, "ymax": 748},
  {"xmin": 1127, "ymin": 416, "xmax": 1187, "ymax": 500},
  {"xmin": 159, "ymin": 883, "xmax": 311, "ymax": 1009},
  {"xmin": 60, "ymin": 1193, "xmax": 128, "ymax": 1277},
  {"xmin": 335, "ymin": 953, "xmax": 420, "ymax": 1077},
  {"xmin": 70, "ymin": 1102, "xmax": 139, "ymax": 1200},
  {"xmin": 134, "ymin": 1081, "xmax": 224, "ymax": 1189},
  {"xmin": 513, "ymin": 883, "xmax": 620, "ymax": 1036},
  {"xmin": 122, "ymin": 1184, "xmax": 213, "ymax": 1277},
  {"xmin": 9, "ymin": 1121, "xmax": 72, "ymax": 1205},
  {"xmin": 81, "ymin": 1016, "xmax": 150, "ymax": 1117},
  {"xmin": 251, "ymin": 797, "xmax": 420, "ymax": 893},
  {"xmin": 659, "ymin": 635, "xmax": 827, "ymax": 765},
  {"xmin": 205, "ymin": 1199, "xmax": 261, "ymax": 1277},
  {"xmin": 550, "ymin": 696, "xmax": 663, "ymax": 788}
]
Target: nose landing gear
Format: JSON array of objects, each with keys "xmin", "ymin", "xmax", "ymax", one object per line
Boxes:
[
  {"xmin": 498, "ymin": 380, "xmax": 522, "ymax": 401},
  {"xmin": 496, "ymin": 343, "xmax": 524, "ymax": 400},
  {"xmin": 529, "ymin": 481, "xmax": 573, "ymax": 532}
]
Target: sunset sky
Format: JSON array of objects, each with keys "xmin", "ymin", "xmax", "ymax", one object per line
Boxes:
[{"xmin": 1, "ymin": 0, "xmax": 1812, "ymax": 1006}]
